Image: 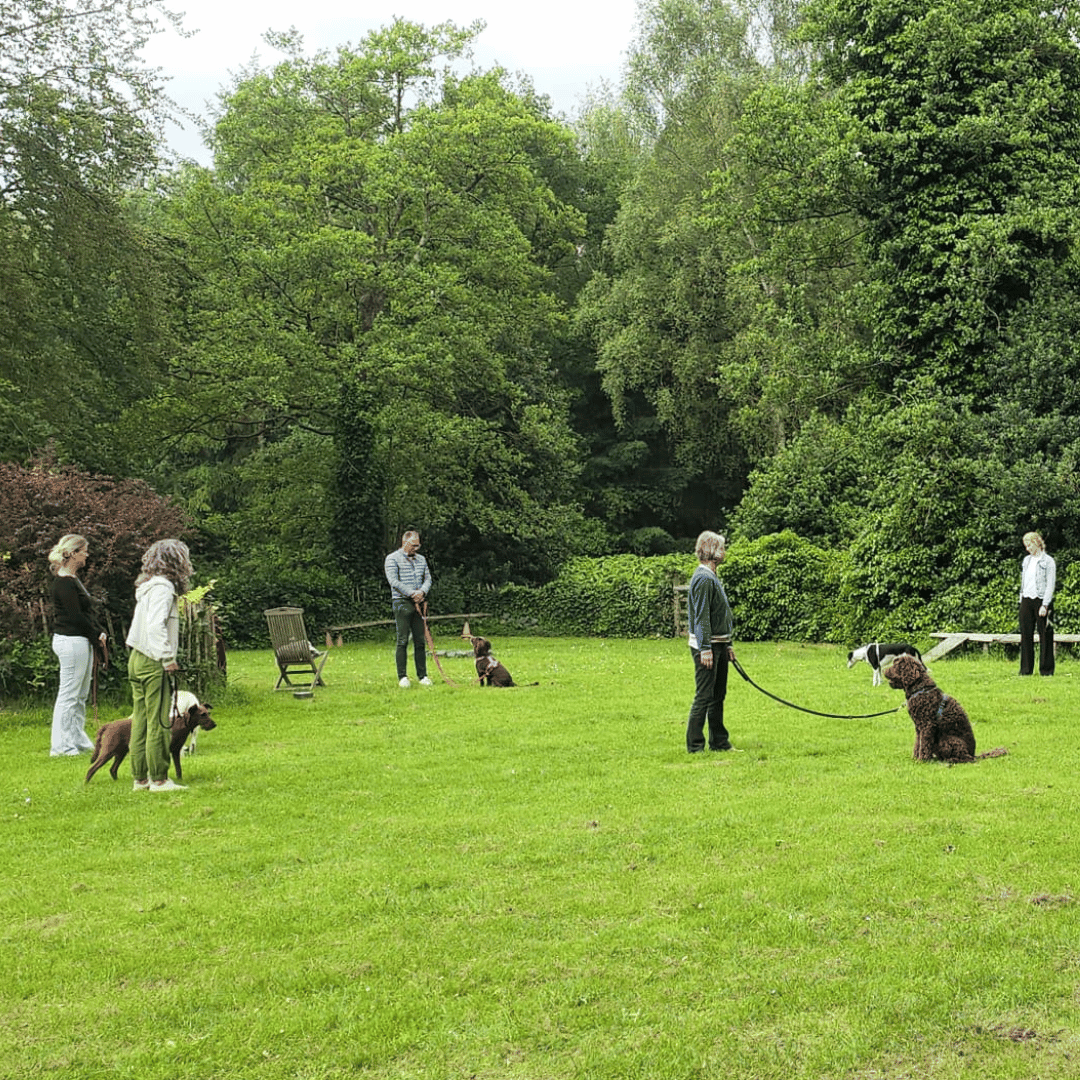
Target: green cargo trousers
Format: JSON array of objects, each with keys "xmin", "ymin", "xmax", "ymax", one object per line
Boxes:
[{"xmin": 128, "ymin": 649, "xmax": 172, "ymax": 783}]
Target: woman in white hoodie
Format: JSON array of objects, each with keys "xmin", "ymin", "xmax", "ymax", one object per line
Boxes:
[{"xmin": 126, "ymin": 539, "xmax": 193, "ymax": 791}]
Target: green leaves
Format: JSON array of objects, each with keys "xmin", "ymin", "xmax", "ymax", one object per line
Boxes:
[
  {"xmin": 130, "ymin": 21, "xmax": 593, "ymax": 594},
  {"xmin": 806, "ymin": 0, "xmax": 1080, "ymax": 384}
]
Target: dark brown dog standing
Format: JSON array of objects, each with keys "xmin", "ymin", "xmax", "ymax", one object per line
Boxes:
[
  {"xmin": 470, "ymin": 636, "xmax": 516, "ymax": 687},
  {"xmin": 85, "ymin": 700, "xmax": 216, "ymax": 783},
  {"xmin": 884, "ymin": 654, "xmax": 1006, "ymax": 764}
]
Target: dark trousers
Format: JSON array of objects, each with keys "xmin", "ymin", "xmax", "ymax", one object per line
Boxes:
[
  {"xmin": 393, "ymin": 603, "xmax": 428, "ymax": 679},
  {"xmin": 1019, "ymin": 597, "xmax": 1054, "ymax": 676},
  {"xmin": 686, "ymin": 647, "xmax": 730, "ymax": 752}
]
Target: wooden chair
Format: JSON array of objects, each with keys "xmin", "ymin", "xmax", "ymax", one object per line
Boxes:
[{"xmin": 264, "ymin": 607, "xmax": 328, "ymax": 691}]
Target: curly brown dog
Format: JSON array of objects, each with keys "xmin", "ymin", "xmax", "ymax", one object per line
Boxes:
[
  {"xmin": 85, "ymin": 697, "xmax": 216, "ymax": 783},
  {"xmin": 470, "ymin": 636, "xmax": 516, "ymax": 687},
  {"xmin": 885, "ymin": 654, "xmax": 1006, "ymax": 763}
]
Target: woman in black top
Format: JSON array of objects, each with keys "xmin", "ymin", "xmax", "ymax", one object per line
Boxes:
[{"xmin": 48, "ymin": 534, "xmax": 106, "ymax": 755}]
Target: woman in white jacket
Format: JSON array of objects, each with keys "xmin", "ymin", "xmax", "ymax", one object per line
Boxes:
[
  {"xmin": 1019, "ymin": 531, "xmax": 1056, "ymax": 677},
  {"xmin": 126, "ymin": 539, "xmax": 193, "ymax": 791}
]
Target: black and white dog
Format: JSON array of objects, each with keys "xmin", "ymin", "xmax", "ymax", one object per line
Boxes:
[{"xmin": 847, "ymin": 642, "xmax": 922, "ymax": 686}]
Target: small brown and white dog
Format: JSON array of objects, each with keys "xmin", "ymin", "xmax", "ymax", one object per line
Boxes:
[
  {"xmin": 85, "ymin": 692, "xmax": 216, "ymax": 783},
  {"xmin": 470, "ymin": 636, "xmax": 516, "ymax": 687}
]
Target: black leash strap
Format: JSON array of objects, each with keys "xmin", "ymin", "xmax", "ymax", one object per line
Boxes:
[
  {"xmin": 159, "ymin": 669, "xmax": 180, "ymax": 729},
  {"xmin": 731, "ymin": 657, "xmax": 902, "ymax": 720}
]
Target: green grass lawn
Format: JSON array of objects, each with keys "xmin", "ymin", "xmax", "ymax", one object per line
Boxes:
[{"xmin": 2, "ymin": 635, "xmax": 1079, "ymax": 1079}]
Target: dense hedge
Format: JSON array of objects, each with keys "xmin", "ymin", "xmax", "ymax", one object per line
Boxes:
[
  {"xmin": 491, "ymin": 531, "xmax": 1077, "ymax": 646},
  {"xmin": 497, "ymin": 553, "xmax": 695, "ymax": 637},
  {"xmin": 493, "ymin": 533, "xmax": 847, "ymax": 641}
]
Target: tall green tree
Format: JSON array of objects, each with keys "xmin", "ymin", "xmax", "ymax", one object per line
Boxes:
[
  {"xmin": 0, "ymin": 0, "xmax": 183, "ymax": 468},
  {"xmin": 134, "ymin": 20, "xmax": 591, "ymax": 594},
  {"xmin": 576, "ymin": 0, "xmax": 825, "ymax": 536}
]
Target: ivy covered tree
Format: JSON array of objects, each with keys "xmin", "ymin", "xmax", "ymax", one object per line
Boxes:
[
  {"xmin": 803, "ymin": 0, "xmax": 1080, "ymax": 393},
  {"xmin": 330, "ymin": 380, "xmax": 386, "ymax": 599}
]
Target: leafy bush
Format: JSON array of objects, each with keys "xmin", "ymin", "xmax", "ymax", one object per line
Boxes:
[
  {"xmin": 0, "ymin": 636, "xmax": 57, "ymax": 702},
  {"xmin": 722, "ymin": 532, "xmax": 847, "ymax": 642},
  {"xmin": 211, "ymin": 559, "xmax": 365, "ymax": 649},
  {"xmin": 0, "ymin": 455, "xmax": 190, "ymax": 696},
  {"xmin": 497, "ymin": 554, "xmax": 695, "ymax": 637}
]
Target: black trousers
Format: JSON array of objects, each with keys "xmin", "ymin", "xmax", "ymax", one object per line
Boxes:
[
  {"xmin": 686, "ymin": 647, "xmax": 730, "ymax": 752},
  {"xmin": 393, "ymin": 603, "xmax": 428, "ymax": 679},
  {"xmin": 1019, "ymin": 597, "xmax": 1054, "ymax": 676}
]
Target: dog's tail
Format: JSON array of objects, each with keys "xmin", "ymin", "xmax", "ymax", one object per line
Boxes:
[{"xmin": 977, "ymin": 747, "xmax": 1008, "ymax": 759}]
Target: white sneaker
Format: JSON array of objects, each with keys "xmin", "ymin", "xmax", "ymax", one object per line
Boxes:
[
  {"xmin": 398, "ymin": 676, "xmax": 411, "ymax": 688},
  {"xmin": 149, "ymin": 778, "xmax": 187, "ymax": 792},
  {"xmin": 419, "ymin": 676, "xmax": 434, "ymax": 686},
  {"xmin": 133, "ymin": 779, "xmax": 150, "ymax": 791}
]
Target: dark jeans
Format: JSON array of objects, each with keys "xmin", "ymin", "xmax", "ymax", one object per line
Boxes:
[
  {"xmin": 1019, "ymin": 597, "xmax": 1054, "ymax": 676},
  {"xmin": 686, "ymin": 646, "xmax": 730, "ymax": 752},
  {"xmin": 393, "ymin": 603, "xmax": 428, "ymax": 679}
]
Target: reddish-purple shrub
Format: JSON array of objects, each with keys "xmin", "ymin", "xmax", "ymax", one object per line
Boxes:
[{"xmin": 0, "ymin": 454, "xmax": 191, "ymax": 649}]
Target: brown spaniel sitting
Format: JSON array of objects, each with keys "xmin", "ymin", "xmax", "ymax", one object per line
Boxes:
[{"xmin": 471, "ymin": 636, "xmax": 516, "ymax": 687}]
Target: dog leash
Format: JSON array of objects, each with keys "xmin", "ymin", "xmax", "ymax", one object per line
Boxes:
[
  {"xmin": 91, "ymin": 643, "xmax": 106, "ymax": 724},
  {"xmin": 731, "ymin": 657, "xmax": 903, "ymax": 719},
  {"xmin": 419, "ymin": 602, "xmax": 465, "ymax": 687},
  {"xmin": 418, "ymin": 603, "xmax": 488, "ymax": 686},
  {"xmin": 159, "ymin": 669, "xmax": 182, "ymax": 729}
]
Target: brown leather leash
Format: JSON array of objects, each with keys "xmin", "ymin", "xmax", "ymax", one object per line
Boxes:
[
  {"xmin": 91, "ymin": 641, "xmax": 108, "ymax": 724},
  {"xmin": 419, "ymin": 602, "xmax": 483, "ymax": 687}
]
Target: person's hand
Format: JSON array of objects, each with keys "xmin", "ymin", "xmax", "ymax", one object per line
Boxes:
[
  {"xmin": 727, "ymin": 645, "xmax": 736, "ymax": 661},
  {"xmin": 700, "ymin": 648, "xmax": 713, "ymax": 669},
  {"xmin": 164, "ymin": 662, "xmax": 180, "ymax": 673},
  {"xmin": 1039, "ymin": 605, "xmax": 1048, "ymax": 617},
  {"xmin": 98, "ymin": 632, "xmax": 107, "ymax": 643},
  {"xmin": 411, "ymin": 590, "xmax": 425, "ymax": 603}
]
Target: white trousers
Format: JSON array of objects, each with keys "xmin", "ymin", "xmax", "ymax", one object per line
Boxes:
[{"xmin": 51, "ymin": 634, "xmax": 95, "ymax": 755}]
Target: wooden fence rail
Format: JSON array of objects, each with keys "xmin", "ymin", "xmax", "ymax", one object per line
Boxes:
[{"xmin": 324, "ymin": 613, "xmax": 493, "ymax": 647}]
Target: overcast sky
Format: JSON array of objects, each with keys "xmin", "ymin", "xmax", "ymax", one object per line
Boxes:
[{"xmin": 143, "ymin": 1, "xmax": 640, "ymax": 163}]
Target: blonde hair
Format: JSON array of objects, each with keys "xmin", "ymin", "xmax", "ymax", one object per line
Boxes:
[
  {"xmin": 135, "ymin": 539, "xmax": 192, "ymax": 594},
  {"xmin": 695, "ymin": 531, "xmax": 726, "ymax": 563},
  {"xmin": 48, "ymin": 534, "xmax": 87, "ymax": 575},
  {"xmin": 1023, "ymin": 531, "xmax": 1046, "ymax": 553}
]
